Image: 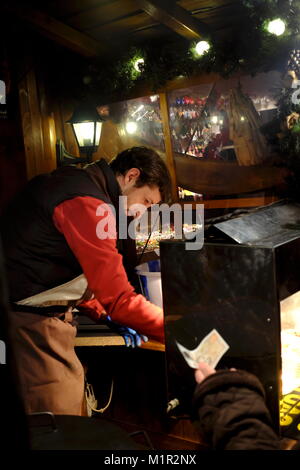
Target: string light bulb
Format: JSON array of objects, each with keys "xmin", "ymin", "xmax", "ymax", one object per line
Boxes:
[
  {"xmin": 267, "ymin": 18, "xmax": 286, "ymax": 36},
  {"xmin": 134, "ymin": 58, "xmax": 144, "ymax": 72},
  {"xmin": 195, "ymin": 40, "xmax": 210, "ymax": 56},
  {"xmin": 125, "ymin": 121, "xmax": 138, "ymax": 134}
]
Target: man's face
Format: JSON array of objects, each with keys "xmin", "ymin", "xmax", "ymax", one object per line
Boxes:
[{"xmin": 117, "ymin": 168, "xmax": 161, "ymax": 218}]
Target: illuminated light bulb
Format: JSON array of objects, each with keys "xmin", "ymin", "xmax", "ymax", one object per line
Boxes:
[
  {"xmin": 267, "ymin": 18, "xmax": 286, "ymax": 36},
  {"xmin": 195, "ymin": 40, "xmax": 210, "ymax": 56},
  {"xmin": 211, "ymin": 115, "xmax": 218, "ymax": 124},
  {"xmin": 134, "ymin": 58, "xmax": 144, "ymax": 72},
  {"xmin": 240, "ymin": 116, "xmax": 245, "ymax": 121},
  {"xmin": 126, "ymin": 121, "xmax": 138, "ymax": 134}
]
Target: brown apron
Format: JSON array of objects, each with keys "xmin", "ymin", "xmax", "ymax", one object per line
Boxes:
[{"xmin": 10, "ymin": 309, "xmax": 85, "ymax": 416}]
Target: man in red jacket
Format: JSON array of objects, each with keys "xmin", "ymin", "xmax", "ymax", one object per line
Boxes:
[{"xmin": 2, "ymin": 146, "xmax": 171, "ymax": 415}]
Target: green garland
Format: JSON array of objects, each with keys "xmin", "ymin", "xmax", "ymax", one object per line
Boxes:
[
  {"xmin": 64, "ymin": 0, "xmax": 298, "ymax": 105},
  {"xmin": 47, "ymin": 0, "xmax": 300, "ymax": 106}
]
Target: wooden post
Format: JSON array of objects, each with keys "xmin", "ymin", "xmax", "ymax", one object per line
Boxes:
[
  {"xmin": 18, "ymin": 69, "xmax": 42, "ymax": 179},
  {"xmin": 18, "ymin": 67, "xmax": 58, "ymax": 179},
  {"xmin": 159, "ymin": 92, "xmax": 178, "ymax": 201},
  {"xmin": 38, "ymin": 71, "xmax": 57, "ymax": 171}
]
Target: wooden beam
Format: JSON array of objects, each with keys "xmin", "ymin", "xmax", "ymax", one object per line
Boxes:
[
  {"xmin": 178, "ymin": 196, "xmax": 279, "ymax": 210},
  {"xmin": 137, "ymin": 0, "xmax": 210, "ymax": 40},
  {"xmin": 6, "ymin": 5, "xmax": 104, "ymax": 58},
  {"xmin": 124, "ymin": 72, "xmax": 221, "ymax": 102},
  {"xmin": 174, "ymin": 153, "xmax": 289, "ymax": 196}
]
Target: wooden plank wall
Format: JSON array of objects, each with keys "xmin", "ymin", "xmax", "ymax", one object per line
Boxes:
[
  {"xmin": 19, "ymin": 68, "xmax": 51, "ymax": 179},
  {"xmin": 18, "ymin": 66, "xmax": 79, "ymax": 180}
]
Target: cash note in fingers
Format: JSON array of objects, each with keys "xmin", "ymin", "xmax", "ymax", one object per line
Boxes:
[{"xmin": 176, "ymin": 329, "xmax": 229, "ymax": 369}]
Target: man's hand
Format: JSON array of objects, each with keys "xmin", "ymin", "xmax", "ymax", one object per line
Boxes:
[
  {"xmin": 194, "ymin": 362, "xmax": 216, "ymax": 384},
  {"xmin": 194, "ymin": 362, "xmax": 237, "ymax": 384},
  {"xmin": 105, "ymin": 316, "xmax": 148, "ymax": 348}
]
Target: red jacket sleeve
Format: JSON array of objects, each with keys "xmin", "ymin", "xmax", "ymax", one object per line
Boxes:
[
  {"xmin": 52, "ymin": 196, "xmax": 164, "ymax": 343},
  {"xmin": 78, "ymin": 298, "xmax": 106, "ymax": 322}
]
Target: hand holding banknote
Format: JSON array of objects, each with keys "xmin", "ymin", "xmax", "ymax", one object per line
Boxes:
[
  {"xmin": 176, "ymin": 329, "xmax": 230, "ymax": 370},
  {"xmin": 194, "ymin": 362, "xmax": 216, "ymax": 383}
]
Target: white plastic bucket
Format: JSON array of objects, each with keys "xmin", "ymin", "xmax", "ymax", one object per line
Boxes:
[{"xmin": 135, "ymin": 260, "xmax": 162, "ymax": 308}]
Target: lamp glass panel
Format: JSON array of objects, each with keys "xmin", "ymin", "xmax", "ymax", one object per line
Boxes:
[
  {"xmin": 73, "ymin": 122, "xmax": 95, "ymax": 147},
  {"xmin": 95, "ymin": 122, "xmax": 102, "ymax": 146}
]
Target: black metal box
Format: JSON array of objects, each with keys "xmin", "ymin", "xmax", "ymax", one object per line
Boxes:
[{"xmin": 160, "ymin": 202, "xmax": 300, "ymax": 429}]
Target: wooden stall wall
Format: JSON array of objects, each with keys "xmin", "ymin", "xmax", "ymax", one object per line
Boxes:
[{"xmin": 18, "ymin": 66, "xmax": 81, "ymax": 180}]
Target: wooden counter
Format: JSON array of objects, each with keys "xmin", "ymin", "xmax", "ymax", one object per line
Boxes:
[
  {"xmin": 140, "ymin": 340, "xmax": 165, "ymax": 352},
  {"xmin": 75, "ymin": 331, "xmax": 125, "ymax": 347},
  {"xmin": 75, "ymin": 327, "xmax": 165, "ymax": 351}
]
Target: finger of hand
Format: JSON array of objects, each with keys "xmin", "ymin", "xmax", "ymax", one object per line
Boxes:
[
  {"xmin": 126, "ymin": 328, "xmax": 137, "ymax": 335},
  {"xmin": 128, "ymin": 334, "xmax": 136, "ymax": 348},
  {"xmin": 195, "ymin": 369, "xmax": 205, "ymax": 383},
  {"xmin": 198, "ymin": 362, "xmax": 216, "ymax": 376}
]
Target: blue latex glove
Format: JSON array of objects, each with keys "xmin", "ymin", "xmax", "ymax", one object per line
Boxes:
[{"xmin": 105, "ymin": 316, "xmax": 148, "ymax": 348}]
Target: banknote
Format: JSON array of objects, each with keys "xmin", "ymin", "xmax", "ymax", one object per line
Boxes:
[{"xmin": 176, "ymin": 329, "xmax": 230, "ymax": 369}]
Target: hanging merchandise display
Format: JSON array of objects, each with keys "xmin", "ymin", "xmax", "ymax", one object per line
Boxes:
[{"xmin": 168, "ymin": 83, "xmax": 233, "ymax": 162}]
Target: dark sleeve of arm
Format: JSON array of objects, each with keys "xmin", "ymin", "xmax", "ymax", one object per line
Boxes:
[
  {"xmin": 53, "ymin": 196, "xmax": 164, "ymax": 343},
  {"xmin": 192, "ymin": 370, "xmax": 280, "ymax": 450}
]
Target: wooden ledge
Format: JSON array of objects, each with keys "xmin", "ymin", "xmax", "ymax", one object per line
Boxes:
[
  {"xmin": 140, "ymin": 340, "xmax": 165, "ymax": 352},
  {"xmin": 75, "ymin": 333, "xmax": 165, "ymax": 350}
]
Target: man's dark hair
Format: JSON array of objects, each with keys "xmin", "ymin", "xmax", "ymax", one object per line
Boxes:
[{"xmin": 110, "ymin": 146, "xmax": 172, "ymax": 203}]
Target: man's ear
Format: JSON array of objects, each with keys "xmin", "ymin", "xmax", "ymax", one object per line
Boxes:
[{"xmin": 124, "ymin": 168, "xmax": 140, "ymax": 184}]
